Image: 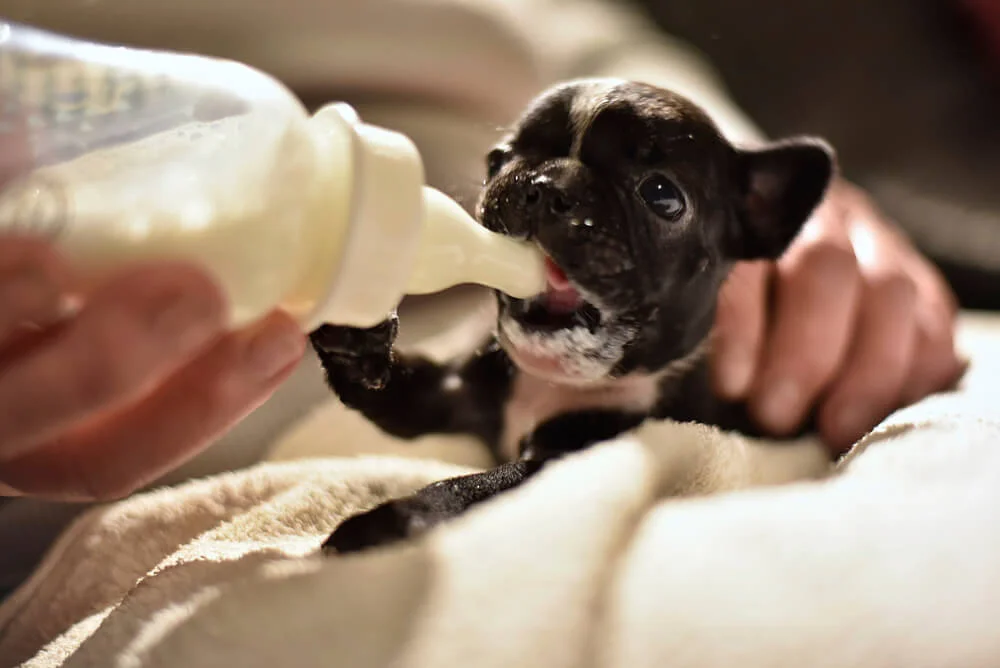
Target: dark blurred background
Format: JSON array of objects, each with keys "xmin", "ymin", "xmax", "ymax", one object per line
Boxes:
[{"xmin": 638, "ymin": 0, "xmax": 1000, "ymax": 310}]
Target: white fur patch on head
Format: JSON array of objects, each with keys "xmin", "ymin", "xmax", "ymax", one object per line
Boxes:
[
  {"xmin": 567, "ymin": 78, "xmax": 626, "ymax": 159},
  {"xmin": 497, "ymin": 316, "xmax": 635, "ymax": 385}
]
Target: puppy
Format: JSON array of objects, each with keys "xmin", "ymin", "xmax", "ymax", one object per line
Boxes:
[{"xmin": 311, "ymin": 78, "xmax": 835, "ymax": 554}]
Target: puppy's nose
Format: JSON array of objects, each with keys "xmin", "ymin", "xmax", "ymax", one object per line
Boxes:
[{"xmin": 523, "ymin": 176, "xmax": 575, "ymax": 216}]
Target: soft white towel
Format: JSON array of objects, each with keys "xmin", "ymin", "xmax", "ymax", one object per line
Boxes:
[{"xmin": 1, "ymin": 312, "xmax": 996, "ymax": 668}]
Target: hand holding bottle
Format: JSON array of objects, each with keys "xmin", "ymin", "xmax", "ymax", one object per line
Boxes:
[
  {"xmin": 0, "ymin": 236, "xmax": 305, "ymax": 501},
  {"xmin": 0, "ymin": 23, "xmax": 544, "ymax": 503}
]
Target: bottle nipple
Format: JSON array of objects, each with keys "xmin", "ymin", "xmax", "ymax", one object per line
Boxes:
[
  {"xmin": 407, "ymin": 186, "xmax": 546, "ymax": 299},
  {"xmin": 303, "ymin": 102, "xmax": 545, "ymax": 330}
]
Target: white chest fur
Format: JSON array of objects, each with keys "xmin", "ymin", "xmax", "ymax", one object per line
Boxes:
[{"xmin": 499, "ymin": 372, "xmax": 661, "ymax": 461}]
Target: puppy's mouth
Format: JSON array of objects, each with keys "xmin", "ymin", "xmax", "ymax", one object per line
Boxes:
[
  {"xmin": 509, "ymin": 257, "xmax": 603, "ymax": 331},
  {"xmin": 496, "ymin": 253, "xmax": 629, "ymax": 384}
]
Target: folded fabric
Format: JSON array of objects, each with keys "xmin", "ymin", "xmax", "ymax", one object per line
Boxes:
[
  {"xmin": 2, "ymin": 312, "xmax": 998, "ymax": 668},
  {"xmin": 0, "ymin": 424, "xmax": 830, "ymax": 668}
]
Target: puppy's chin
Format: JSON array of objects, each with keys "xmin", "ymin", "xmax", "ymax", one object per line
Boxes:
[
  {"xmin": 493, "ymin": 254, "xmax": 638, "ymax": 384},
  {"xmin": 496, "ymin": 314, "xmax": 632, "ymax": 386}
]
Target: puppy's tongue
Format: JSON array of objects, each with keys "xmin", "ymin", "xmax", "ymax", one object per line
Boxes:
[{"xmin": 543, "ymin": 257, "xmax": 583, "ymax": 314}]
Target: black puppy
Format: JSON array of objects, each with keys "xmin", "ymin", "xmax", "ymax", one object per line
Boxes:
[{"xmin": 312, "ymin": 78, "xmax": 835, "ymax": 554}]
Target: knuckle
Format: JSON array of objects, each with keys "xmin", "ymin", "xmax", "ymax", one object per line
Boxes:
[
  {"xmin": 795, "ymin": 355, "xmax": 837, "ymax": 392},
  {"xmin": 852, "ymin": 361, "xmax": 905, "ymax": 399},
  {"xmin": 867, "ymin": 271, "xmax": 917, "ymax": 309},
  {"xmin": 793, "ymin": 333, "xmax": 848, "ymax": 388},
  {"xmin": 767, "ymin": 352, "xmax": 834, "ymax": 398},
  {"xmin": 798, "ymin": 243, "xmax": 857, "ymax": 281}
]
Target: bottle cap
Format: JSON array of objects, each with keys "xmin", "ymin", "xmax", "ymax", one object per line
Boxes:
[{"xmin": 305, "ymin": 103, "xmax": 425, "ymax": 329}]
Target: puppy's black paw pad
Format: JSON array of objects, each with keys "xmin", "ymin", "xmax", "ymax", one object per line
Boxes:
[
  {"xmin": 310, "ymin": 315, "xmax": 398, "ymax": 358},
  {"xmin": 310, "ymin": 315, "xmax": 399, "ymax": 391},
  {"xmin": 322, "ymin": 502, "xmax": 426, "ymax": 555},
  {"xmin": 353, "ymin": 353, "xmax": 393, "ymax": 390}
]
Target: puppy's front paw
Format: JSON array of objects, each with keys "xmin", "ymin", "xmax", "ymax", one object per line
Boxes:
[
  {"xmin": 310, "ymin": 313, "xmax": 398, "ymax": 391},
  {"xmin": 322, "ymin": 500, "xmax": 431, "ymax": 554}
]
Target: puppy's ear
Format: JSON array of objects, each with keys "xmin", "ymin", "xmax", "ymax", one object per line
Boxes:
[{"xmin": 726, "ymin": 138, "xmax": 836, "ymax": 260}]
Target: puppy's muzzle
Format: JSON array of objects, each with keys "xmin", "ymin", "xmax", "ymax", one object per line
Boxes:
[
  {"xmin": 521, "ymin": 174, "xmax": 577, "ymax": 219},
  {"xmin": 480, "ymin": 161, "xmax": 590, "ymax": 240}
]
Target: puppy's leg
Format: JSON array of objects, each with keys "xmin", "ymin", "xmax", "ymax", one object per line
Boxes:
[
  {"xmin": 324, "ymin": 459, "xmax": 544, "ymax": 554},
  {"xmin": 310, "ymin": 315, "xmax": 400, "ymax": 393},
  {"xmin": 311, "ymin": 318, "xmax": 512, "ymax": 443},
  {"xmin": 325, "ymin": 410, "xmax": 646, "ymax": 555},
  {"xmin": 520, "ymin": 409, "xmax": 648, "ymax": 459}
]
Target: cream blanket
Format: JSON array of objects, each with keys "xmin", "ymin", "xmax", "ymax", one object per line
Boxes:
[{"xmin": 1, "ymin": 312, "xmax": 999, "ymax": 668}]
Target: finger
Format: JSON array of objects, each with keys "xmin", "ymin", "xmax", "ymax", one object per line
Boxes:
[
  {"xmin": 842, "ymin": 192, "xmax": 963, "ymax": 412},
  {"xmin": 863, "ymin": 205, "xmax": 959, "ymax": 322},
  {"xmin": 908, "ymin": 252, "xmax": 959, "ymax": 319},
  {"xmin": 0, "ymin": 237, "xmax": 76, "ymax": 342},
  {"xmin": 750, "ymin": 218, "xmax": 862, "ymax": 435},
  {"xmin": 0, "ymin": 311, "xmax": 305, "ymax": 501},
  {"xmin": 893, "ymin": 248, "xmax": 965, "ymax": 404},
  {"xmin": 818, "ymin": 270, "xmax": 919, "ymax": 452},
  {"xmin": 0, "ymin": 263, "xmax": 226, "ymax": 462},
  {"xmin": 712, "ymin": 260, "xmax": 770, "ymax": 399},
  {"xmin": 898, "ymin": 299, "xmax": 966, "ymax": 406}
]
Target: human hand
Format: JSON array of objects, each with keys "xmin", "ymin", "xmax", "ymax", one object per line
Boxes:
[
  {"xmin": 0, "ymin": 237, "xmax": 305, "ymax": 501},
  {"xmin": 712, "ymin": 179, "xmax": 966, "ymax": 454}
]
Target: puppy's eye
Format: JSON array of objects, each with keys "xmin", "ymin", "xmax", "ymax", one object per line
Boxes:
[
  {"xmin": 638, "ymin": 174, "xmax": 686, "ymax": 221},
  {"xmin": 486, "ymin": 146, "xmax": 512, "ymax": 179}
]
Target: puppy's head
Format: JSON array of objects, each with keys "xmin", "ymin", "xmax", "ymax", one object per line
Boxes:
[{"xmin": 477, "ymin": 79, "xmax": 835, "ymax": 385}]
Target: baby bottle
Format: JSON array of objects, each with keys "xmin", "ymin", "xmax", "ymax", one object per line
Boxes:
[{"xmin": 0, "ymin": 22, "xmax": 545, "ymax": 329}]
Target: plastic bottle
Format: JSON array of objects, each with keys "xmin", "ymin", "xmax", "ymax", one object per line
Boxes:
[{"xmin": 0, "ymin": 22, "xmax": 545, "ymax": 330}]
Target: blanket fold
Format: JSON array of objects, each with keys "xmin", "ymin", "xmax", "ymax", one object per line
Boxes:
[{"xmin": 1, "ymin": 312, "xmax": 998, "ymax": 668}]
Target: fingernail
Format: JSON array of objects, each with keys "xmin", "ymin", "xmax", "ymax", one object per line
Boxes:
[
  {"xmin": 756, "ymin": 379, "xmax": 802, "ymax": 433},
  {"xmin": 717, "ymin": 348, "xmax": 754, "ymax": 398},
  {"xmin": 244, "ymin": 318, "xmax": 305, "ymax": 379}
]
